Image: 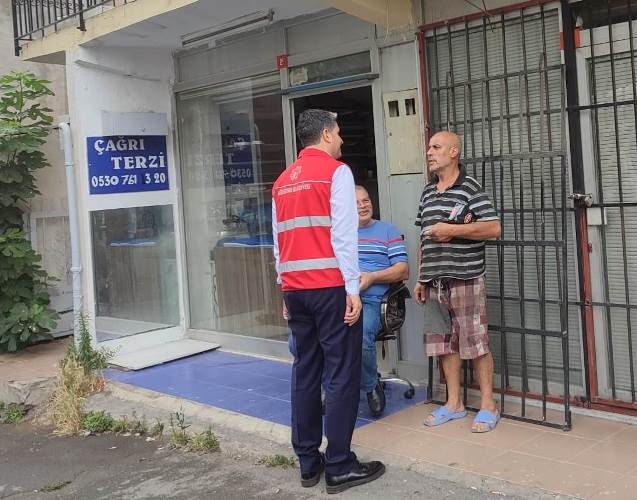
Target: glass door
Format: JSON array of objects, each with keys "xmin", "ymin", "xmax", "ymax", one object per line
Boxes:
[{"xmin": 178, "ymin": 74, "xmax": 289, "ymax": 343}]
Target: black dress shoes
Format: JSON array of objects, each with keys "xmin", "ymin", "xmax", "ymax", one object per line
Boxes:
[
  {"xmin": 325, "ymin": 459, "xmax": 386, "ymax": 494},
  {"xmin": 366, "ymin": 381, "xmax": 386, "ymax": 417},
  {"xmin": 300, "ymin": 454, "xmax": 324, "ymax": 487}
]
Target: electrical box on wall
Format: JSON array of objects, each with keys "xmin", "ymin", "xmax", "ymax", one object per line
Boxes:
[{"xmin": 382, "ymin": 90, "xmax": 424, "ymax": 175}]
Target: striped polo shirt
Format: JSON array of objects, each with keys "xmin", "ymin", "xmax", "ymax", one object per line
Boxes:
[{"xmin": 414, "ymin": 164, "xmax": 499, "ymax": 283}]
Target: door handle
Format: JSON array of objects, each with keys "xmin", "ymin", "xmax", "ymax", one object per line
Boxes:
[{"xmin": 568, "ymin": 192, "xmax": 593, "ymax": 207}]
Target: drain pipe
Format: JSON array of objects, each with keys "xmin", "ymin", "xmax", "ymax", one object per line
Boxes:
[{"xmin": 59, "ymin": 121, "xmax": 82, "ymax": 339}]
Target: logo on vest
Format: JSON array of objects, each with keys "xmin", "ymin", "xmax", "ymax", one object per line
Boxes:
[{"xmin": 290, "ymin": 165, "xmax": 302, "ymax": 181}]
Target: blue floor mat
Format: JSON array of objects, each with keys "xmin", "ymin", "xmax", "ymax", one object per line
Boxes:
[{"xmin": 104, "ymin": 350, "xmax": 427, "ymax": 428}]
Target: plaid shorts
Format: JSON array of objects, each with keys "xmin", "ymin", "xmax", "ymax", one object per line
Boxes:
[{"xmin": 422, "ymin": 276, "xmax": 490, "ymax": 360}]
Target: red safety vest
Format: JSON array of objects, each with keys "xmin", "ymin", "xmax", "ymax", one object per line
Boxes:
[{"xmin": 272, "ymin": 147, "xmax": 345, "ymax": 291}]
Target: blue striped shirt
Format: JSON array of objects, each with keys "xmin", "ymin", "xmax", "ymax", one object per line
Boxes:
[{"xmin": 358, "ymin": 220, "xmax": 408, "ymax": 300}]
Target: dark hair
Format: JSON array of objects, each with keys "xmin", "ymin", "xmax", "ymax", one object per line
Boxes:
[{"xmin": 296, "ymin": 109, "xmax": 338, "ymax": 147}]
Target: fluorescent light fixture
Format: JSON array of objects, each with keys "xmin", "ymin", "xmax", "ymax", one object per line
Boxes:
[{"xmin": 181, "ymin": 9, "xmax": 274, "ymax": 48}]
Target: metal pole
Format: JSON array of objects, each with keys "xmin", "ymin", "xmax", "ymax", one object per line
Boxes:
[
  {"xmin": 589, "ymin": 0, "xmax": 617, "ymax": 400},
  {"xmin": 608, "ymin": 0, "xmax": 636, "ymax": 404},
  {"xmin": 11, "ymin": 1, "xmax": 20, "ymax": 56},
  {"xmin": 59, "ymin": 122, "xmax": 83, "ymax": 341},
  {"xmin": 560, "ymin": 0, "xmax": 597, "ymax": 402},
  {"xmin": 77, "ymin": 0, "xmax": 86, "ymax": 31}
]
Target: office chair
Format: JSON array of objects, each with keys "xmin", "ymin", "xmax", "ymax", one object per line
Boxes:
[{"xmin": 376, "ymin": 282, "xmax": 415, "ymax": 399}]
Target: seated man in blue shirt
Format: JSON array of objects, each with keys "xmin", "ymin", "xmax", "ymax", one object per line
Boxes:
[{"xmin": 356, "ymin": 185, "xmax": 409, "ymax": 417}]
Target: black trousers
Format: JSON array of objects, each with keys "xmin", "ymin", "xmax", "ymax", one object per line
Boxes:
[{"xmin": 284, "ymin": 286, "xmax": 362, "ymax": 476}]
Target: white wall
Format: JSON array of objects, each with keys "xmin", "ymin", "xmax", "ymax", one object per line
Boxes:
[
  {"xmin": 65, "ymin": 45, "xmax": 183, "ymax": 339},
  {"xmin": 1, "ymin": 1, "xmax": 71, "ymax": 334}
]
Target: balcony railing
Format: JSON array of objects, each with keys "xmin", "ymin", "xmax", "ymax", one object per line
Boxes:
[{"xmin": 11, "ymin": 1, "xmax": 135, "ymax": 56}]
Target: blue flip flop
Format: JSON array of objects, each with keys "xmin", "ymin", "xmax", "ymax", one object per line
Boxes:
[
  {"xmin": 471, "ymin": 409, "xmax": 500, "ymax": 433},
  {"xmin": 424, "ymin": 405, "xmax": 468, "ymax": 427}
]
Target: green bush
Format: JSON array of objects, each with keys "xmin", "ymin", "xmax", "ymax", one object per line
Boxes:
[
  {"xmin": 0, "ymin": 71, "xmax": 58, "ymax": 351},
  {"xmin": 0, "ymin": 228, "xmax": 58, "ymax": 351},
  {"xmin": 0, "ymin": 402, "xmax": 27, "ymax": 424},
  {"xmin": 0, "ymin": 403, "xmax": 27, "ymax": 424},
  {"xmin": 82, "ymin": 410, "xmax": 114, "ymax": 433},
  {"xmin": 189, "ymin": 427, "xmax": 220, "ymax": 453}
]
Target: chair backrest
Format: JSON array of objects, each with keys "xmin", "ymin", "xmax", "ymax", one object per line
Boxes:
[{"xmin": 379, "ymin": 282, "xmax": 411, "ymax": 338}]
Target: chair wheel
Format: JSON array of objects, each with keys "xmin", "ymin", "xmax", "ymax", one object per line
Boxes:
[{"xmin": 404, "ymin": 388, "xmax": 415, "ymax": 399}]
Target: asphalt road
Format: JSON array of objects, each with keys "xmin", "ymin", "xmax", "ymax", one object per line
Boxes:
[{"xmin": 0, "ymin": 422, "xmax": 536, "ymax": 500}]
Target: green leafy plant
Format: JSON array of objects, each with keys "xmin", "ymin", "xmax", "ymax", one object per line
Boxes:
[
  {"xmin": 149, "ymin": 418, "xmax": 164, "ymax": 438},
  {"xmin": 1, "ymin": 402, "xmax": 27, "ymax": 424},
  {"xmin": 75, "ymin": 313, "xmax": 113, "ymax": 373},
  {"xmin": 0, "ymin": 228, "xmax": 58, "ymax": 351},
  {"xmin": 0, "ymin": 71, "xmax": 58, "ymax": 351},
  {"xmin": 110, "ymin": 412, "xmax": 148, "ymax": 435},
  {"xmin": 129, "ymin": 413, "xmax": 148, "ymax": 435},
  {"xmin": 82, "ymin": 410, "xmax": 114, "ymax": 433},
  {"xmin": 257, "ymin": 454, "xmax": 296, "ymax": 468},
  {"xmin": 111, "ymin": 415, "xmax": 129, "ymax": 433},
  {"xmin": 189, "ymin": 426, "xmax": 220, "ymax": 453},
  {"xmin": 169, "ymin": 409, "xmax": 190, "ymax": 446},
  {"xmin": 63, "ymin": 312, "xmax": 115, "ymax": 376}
]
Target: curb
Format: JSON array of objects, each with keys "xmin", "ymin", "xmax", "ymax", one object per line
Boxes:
[
  {"xmin": 102, "ymin": 380, "xmax": 292, "ymax": 445},
  {"xmin": 91, "ymin": 380, "xmax": 574, "ymax": 500},
  {"xmin": 0, "ymin": 377, "xmax": 57, "ymax": 406}
]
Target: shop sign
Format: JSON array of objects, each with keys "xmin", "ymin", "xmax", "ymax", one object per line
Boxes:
[
  {"xmin": 87, "ymin": 135, "xmax": 169, "ymax": 194},
  {"xmin": 222, "ymin": 134, "xmax": 254, "ymax": 185}
]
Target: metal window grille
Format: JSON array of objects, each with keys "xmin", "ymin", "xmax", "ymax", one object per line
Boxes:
[
  {"xmin": 566, "ymin": 0, "xmax": 637, "ymax": 409},
  {"xmin": 419, "ymin": 4, "xmax": 573, "ymax": 429}
]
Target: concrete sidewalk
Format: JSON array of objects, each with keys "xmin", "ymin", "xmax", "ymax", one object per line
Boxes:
[
  {"xmin": 0, "ymin": 347, "xmax": 637, "ymax": 499},
  {"xmin": 96, "ymin": 378, "xmax": 637, "ymax": 499},
  {"xmin": 86, "ymin": 381, "xmax": 562, "ymax": 500},
  {"xmin": 0, "ymin": 338, "xmax": 68, "ymax": 406}
]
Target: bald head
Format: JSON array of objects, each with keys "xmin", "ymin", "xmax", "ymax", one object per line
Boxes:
[
  {"xmin": 430, "ymin": 131, "xmax": 462, "ymax": 157},
  {"xmin": 355, "ymin": 185, "xmax": 369, "ymax": 196},
  {"xmin": 427, "ymin": 131, "xmax": 462, "ymax": 177}
]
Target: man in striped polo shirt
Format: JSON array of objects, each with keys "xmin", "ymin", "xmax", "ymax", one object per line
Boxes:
[
  {"xmin": 356, "ymin": 185, "xmax": 409, "ymax": 417},
  {"xmin": 413, "ymin": 131, "xmax": 502, "ymax": 433}
]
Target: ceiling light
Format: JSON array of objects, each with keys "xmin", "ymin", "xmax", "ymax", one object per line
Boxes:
[{"xmin": 181, "ymin": 9, "xmax": 274, "ymax": 48}]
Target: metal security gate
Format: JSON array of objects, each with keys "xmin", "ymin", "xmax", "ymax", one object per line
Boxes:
[
  {"xmin": 418, "ymin": 2, "xmax": 575, "ymax": 429},
  {"xmin": 563, "ymin": 0, "xmax": 637, "ymax": 412}
]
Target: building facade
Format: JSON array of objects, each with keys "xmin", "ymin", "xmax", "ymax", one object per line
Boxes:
[{"xmin": 11, "ymin": 0, "xmax": 637, "ymax": 417}]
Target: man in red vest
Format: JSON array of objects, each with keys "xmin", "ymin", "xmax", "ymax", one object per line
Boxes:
[{"xmin": 272, "ymin": 109, "xmax": 385, "ymax": 494}]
